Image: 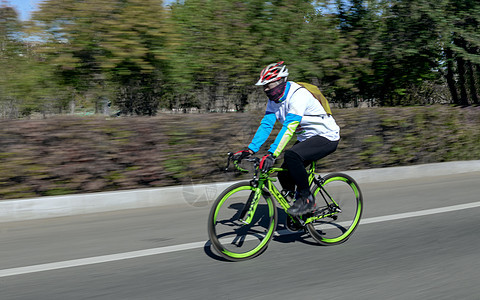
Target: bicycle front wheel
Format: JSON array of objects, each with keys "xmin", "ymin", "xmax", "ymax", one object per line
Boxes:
[
  {"xmin": 307, "ymin": 173, "xmax": 363, "ymax": 245},
  {"xmin": 207, "ymin": 181, "xmax": 277, "ymax": 261}
]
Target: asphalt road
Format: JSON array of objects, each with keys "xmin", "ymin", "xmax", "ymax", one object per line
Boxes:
[{"xmin": 1, "ymin": 172, "xmax": 480, "ymax": 300}]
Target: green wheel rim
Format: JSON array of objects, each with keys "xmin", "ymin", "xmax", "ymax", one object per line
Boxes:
[
  {"xmin": 313, "ymin": 176, "xmax": 362, "ymax": 243},
  {"xmin": 212, "ymin": 185, "xmax": 276, "ymax": 259}
]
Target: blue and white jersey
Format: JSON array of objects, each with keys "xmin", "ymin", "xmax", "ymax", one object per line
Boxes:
[{"xmin": 248, "ymin": 81, "xmax": 340, "ymax": 157}]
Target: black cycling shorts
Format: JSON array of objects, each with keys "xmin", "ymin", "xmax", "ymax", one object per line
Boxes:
[{"xmin": 278, "ymin": 135, "xmax": 339, "ymax": 193}]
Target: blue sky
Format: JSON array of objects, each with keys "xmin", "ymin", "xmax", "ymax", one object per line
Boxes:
[
  {"xmin": 9, "ymin": 0, "xmax": 39, "ymax": 20},
  {"xmin": 9, "ymin": 0, "xmax": 177, "ymax": 21}
]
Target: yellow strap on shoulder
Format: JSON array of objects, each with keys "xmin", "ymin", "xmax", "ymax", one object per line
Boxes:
[{"xmin": 297, "ymin": 82, "xmax": 332, "ymax": 115}]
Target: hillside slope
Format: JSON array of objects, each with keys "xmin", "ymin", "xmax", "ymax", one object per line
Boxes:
[{"xmin": 1, "ymin": 105, "xmax": 479, "ymax": 199}]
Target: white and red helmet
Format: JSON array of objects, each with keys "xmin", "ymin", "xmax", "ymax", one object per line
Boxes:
[{"xmin": 255, "ymin": 61, "xmax": 289, "ymax": 86}]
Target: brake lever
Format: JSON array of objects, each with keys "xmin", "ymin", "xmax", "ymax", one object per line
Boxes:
[{"xmin": 225, "ymin": 152, "xmax": 233, "ymax": 171}]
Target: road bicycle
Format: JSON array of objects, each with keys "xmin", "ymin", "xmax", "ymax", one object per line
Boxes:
[{"xmin": 207, "ymin": 153, "xmax": 363, "ymax": 261}]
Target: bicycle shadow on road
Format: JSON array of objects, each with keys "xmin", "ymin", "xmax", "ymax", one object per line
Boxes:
[
  {"xmin": 273, "ymin": 208, "xmax": 323, "ymax": 246},
  {"xmin": 203, "ymin": 240, "xmax": 235, "ymax": 262}
]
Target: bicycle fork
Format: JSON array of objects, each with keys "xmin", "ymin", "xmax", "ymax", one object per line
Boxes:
[{"xmin": 238, "ymin": 188, "xmax": 262, "ymax": 225}]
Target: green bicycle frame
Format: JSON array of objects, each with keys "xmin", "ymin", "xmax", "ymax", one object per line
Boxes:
[{"xmin": 241, "ymin": 161, "xmax": 339, "ymax": 222}]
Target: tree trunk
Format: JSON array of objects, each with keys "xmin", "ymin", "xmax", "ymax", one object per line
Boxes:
[
  {"xmin": 70, "ymin": 100, "xmax": 75, "ymax": 114},
  {"xmin": 445, "ymin": 48, "xmax": 459, "ymax": 105},
  {"xmin": 467, "ymin": 61, "xmax": 479, "ymax": 105},
  {"xmin": 456, "ymin": 56, "xmax": 469, "ymax": 106}
]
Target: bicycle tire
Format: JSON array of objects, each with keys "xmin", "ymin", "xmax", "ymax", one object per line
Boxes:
[
  {"xmin": 306, "ymin": 173, "xmax": 363, "ymax": 245},
  {"xmin": 207, "ymin": 181, "xmax": 278, "ymax": 261}
]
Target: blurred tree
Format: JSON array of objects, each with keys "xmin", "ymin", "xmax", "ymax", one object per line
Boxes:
[
  {"xmin": 100, "ymin": 0, "xmax": 170, "ymax": 115},
  {"xmin": 32, "ymin": 0, "xmax": 112, "ymax": 114},
  {"xmin": 327, "ymin": 0, "xmax": 384, "ymax": 105},
  {"xmin": 2, "ymin": 0, "xmax": 478, "ymax": 116},
  {"xmin": 169, "ymin": 0, "xmax": 326, "ymax": 111},
  {"xmin": 299, "ymin": 2, "xmax": 371, "ymax": 105},
  {"xmin": 362, "ymin": 0, "xmax": 442, "ymax": 106},
  {"xmin": 433, "ymin": 0, "xmax": 480, "ymax": 106},
  {"xmin": 0, "ymin": 3, "xmax": 57, "ymax": 118},
  {"xmin": 0, "ymin": 2, "xmax": 18, "ymax": 44},
  {"xmin": 0, "ymin": 4, "xmax": 24, "ymax": 118},
  {"xmin": 169, "ymin": 0, "xmax": 267, "ymax": 111},
  {"xmin": 33, "ymin": 0, "xmax": 169, "ymax": 115}
]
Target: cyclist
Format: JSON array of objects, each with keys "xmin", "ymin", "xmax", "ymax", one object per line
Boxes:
[{"xmin": 234, "ymin": 61, "xmax": 340, "ymax": 216}]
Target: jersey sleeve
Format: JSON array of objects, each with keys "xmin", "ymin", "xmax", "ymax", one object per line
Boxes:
[
  {"xmin": 268, "ymin": 113, "xmax": 302, "ymax": 157},
  {"xmin": 248, "ymin": 112, "xmax": 276, "ymax": 153}
]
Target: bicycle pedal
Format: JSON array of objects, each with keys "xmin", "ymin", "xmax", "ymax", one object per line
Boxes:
[{"xmin": 286, "ymin": 217, "xmax": 303, "ymax": 232}]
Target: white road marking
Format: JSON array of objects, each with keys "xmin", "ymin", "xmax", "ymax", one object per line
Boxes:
[
  {"xmin": 360, "ymin": 201, "xmax": 480, "ymax": 225},
  {"xmin": 0, "ymin": 242, "xmax": 206, "ymax": 278},
  {"xmin": 2, "ymin": 201, "xmax": 480, "ymax": 278}
]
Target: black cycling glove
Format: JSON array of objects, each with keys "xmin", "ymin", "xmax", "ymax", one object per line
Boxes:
[
  {"xmin": 232, "ymin": 149, "xmax": 252, "ymax": 161},
  {"xmin": 260, "ymin": 153, "xmax": 275, "ymax": 173}
]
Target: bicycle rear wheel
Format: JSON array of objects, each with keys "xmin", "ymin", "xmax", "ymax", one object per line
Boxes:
[
  {"xmin": 307, "ymin": 173, "xmax": 363, "ymax": 245},
  {"xmin": 207, "ymin": 181, "xmax": 277, "ymax": 261}
]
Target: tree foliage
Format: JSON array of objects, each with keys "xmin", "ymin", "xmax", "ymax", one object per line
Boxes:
[
  {"xmin": 0, "ymin": 0, "xmax": 479, "ymax": 117},
  {"xmin": 0, "ymin": 5, "xmax": 59, "ymax": 117}
]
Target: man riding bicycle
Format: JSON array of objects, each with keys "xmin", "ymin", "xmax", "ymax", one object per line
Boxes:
[{"xmin": 234, "ymin": 61, "xmax": 340, "ymax": 216}]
